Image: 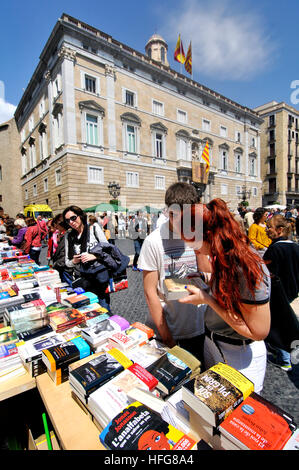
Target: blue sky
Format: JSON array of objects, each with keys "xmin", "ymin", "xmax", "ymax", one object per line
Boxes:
[{"xmin": 1, "ymin": 0, "xmax": 298, "ymax": 123}]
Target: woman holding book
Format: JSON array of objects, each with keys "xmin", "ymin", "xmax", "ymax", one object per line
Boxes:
[
  {"xmin": 62, "ymin": 205, "xmax": 111, "ymax": 311},
  {"xmin": 179, "ymin": 198, "xmax": 271, "ymax": 393}
]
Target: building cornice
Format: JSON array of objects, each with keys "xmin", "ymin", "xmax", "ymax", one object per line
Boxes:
[{"xmin": 15, "ymin": 12, "xmax": 263, "ymax": 128}]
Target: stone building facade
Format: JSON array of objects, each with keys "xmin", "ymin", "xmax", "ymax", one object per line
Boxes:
[
  {"xmin": 255, "ymin": 101, "xmax": 299, "ymax": 207},
  {"xmin": 0, "ymin": 118, "xmax": 23, "ymax": 216},
  {"xmin": 14, "ymin": 13, "xmax": 263, "ymax": 215}
]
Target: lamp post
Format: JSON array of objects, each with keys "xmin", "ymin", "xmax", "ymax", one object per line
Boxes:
[
  {"xmin": 108, "ymin": 181, "xmax": 121, "ymax": 200},
  {"xmin": 238, "ymin": 184, "xmax": 251, "ymax": 206}
]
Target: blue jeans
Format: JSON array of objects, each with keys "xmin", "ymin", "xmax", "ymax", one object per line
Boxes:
[
  {"xmin": 275, "ymin": 347, "xmax": 291, "ymax": 366},
  {"xmin": 133, "ymin": 238, "xmax": 144, "ymax": 267}
]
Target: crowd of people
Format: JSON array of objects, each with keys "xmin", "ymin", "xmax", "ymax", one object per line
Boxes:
[{"xmin": 1, "ymin": 190, "xmax": 298, "ymax": 393}]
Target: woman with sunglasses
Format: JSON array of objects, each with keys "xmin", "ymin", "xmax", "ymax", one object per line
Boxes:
[
  {"xmin": 179, "ymin": 199, "xmax": 271, "ymax": 393},
  {"xmin": 62, "ymin": 205, "xmax": 110, "ymax": 311}
]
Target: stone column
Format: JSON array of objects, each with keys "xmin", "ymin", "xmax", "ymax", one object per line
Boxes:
[
  {"xmin": 105, "ymin": 64, "xmax": 117, "ymax": 153},
  {"xmin": 58, "ymin": 46, "xmax": 77, "ymax": 147}
]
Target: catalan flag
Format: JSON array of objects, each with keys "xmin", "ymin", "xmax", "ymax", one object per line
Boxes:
[
  {"xmin": 201, "ymin": 141, "xmax": 210, "ymax": 173},
  {"xmin": 174, "ymin": 34, "xmax": 186, "ymax": 64},
  {"xmin": 184, "ymin": 42, "xmax": 192, "ymax": 74}
]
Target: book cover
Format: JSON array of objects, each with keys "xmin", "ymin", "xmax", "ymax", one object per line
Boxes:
[
  {"xmin": 46, "ymin": 302, "xmax": 68, "ymax": 314},
  {"xmin": 80, "ymin": 313, "xmax": 111, "ymax": 329},
  {"xmin": 88, "ymin": 364, "xmax": 159, "ymax": 427},
  {"xmin": 42, "ymin": 338, "xmax": 90, "ymax": 372},
  {"xmin": 127, "ymin": 340, "xmax": 167, "ymax": 369},
  {"xmin": 69, "ymin": 348, "xmax": 133, "ymax": 396},
  {"xmin": 77, "ymin": 303, "xmax": 108, "ymax": 315},
  {"xmin": 17, "ymin": 332, "xmax": 64, "ymax": 362},
  {"xmin": 109, "ymin": 315, "xmax": 130, "ymax": 331},
  {"xmin": 147, "ymin": 352, "xmax": 192, "ymax": 395},
  {"xmin": 163, "ymin": 275, "xmax": 209, "ymax": 301},
  {"xmin": 283, "ymin": 428, "xmax": 299, "ymax": 450},
  {"xmin": 181, "ymin": 362, "xmax": 254, "ymax": 427},
  {"xmin": 124, "ymin": 324, "xmax": 154, "ymax": 347},
  {"xmin": 81, "ymin": 318, "xmax": 122, "ymax": 346},
  {"xmin": 219, "ymin": 392, "xmax": 297, "ymax": 450},
  {"xmin": 0, "ymin": 343, "xmax": 19, "ymax": 360},
  {"xmin": 48, "ymin": 308, "xmax": 84, "ymax": 331},
  {"xmin": 64, "ymin": 294, "xmax": 90, "ymax": 308},
  {"xmin": 0, "ymin": 327, "xmax": 18, "ymax": 345},
  {"xmin": 100, "ymin": 401, "xmax": 197, "ymax": 450},
  {"xmin": 108, "ymin": 332, "xmax": 138, "ymax": 351}
]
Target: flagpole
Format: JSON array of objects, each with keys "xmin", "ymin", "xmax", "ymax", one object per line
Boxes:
[{"xmin": 180, "ymin": 33, "xmax": 182, "ymax": 75}]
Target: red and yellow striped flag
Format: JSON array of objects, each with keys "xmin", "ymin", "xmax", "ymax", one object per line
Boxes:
[
  {"xmin": 201, "ymin": 141, "xmax": 210, "ymax": 173},
  {"xmin": 174, "ymin": 34, "xmax": 186, "ymax": 64},
  {"xmin": 184, "ymin": 42, "xmax": 192, "ymax": 74}
]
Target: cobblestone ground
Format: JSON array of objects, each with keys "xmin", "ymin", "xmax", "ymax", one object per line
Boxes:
[{"xmin": 41, "ymin": 238, "xmax": 299, "ymax": 424}]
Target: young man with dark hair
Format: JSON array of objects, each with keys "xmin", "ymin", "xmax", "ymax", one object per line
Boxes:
[{"xmin": 138, "ymin": 182, "xmax": 207, "ymax": 363}]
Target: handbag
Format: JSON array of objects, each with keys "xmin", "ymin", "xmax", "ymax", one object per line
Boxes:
[
  {"xmin": 266, "ymin": 275, "xmax": 299, "ymax": 352},
  {"xmin": 79, "ymin": 228, "xmax": 130, "ymax": 293}
]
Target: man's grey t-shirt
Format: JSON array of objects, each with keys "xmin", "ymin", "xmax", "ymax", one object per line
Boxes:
[
  {"xmin": 205, "ymin": 261, "xmax": 271, "ymax": 340},
  {"xmin": 138, "ymin": 221, "xmax": 205, "ymax": 340}
]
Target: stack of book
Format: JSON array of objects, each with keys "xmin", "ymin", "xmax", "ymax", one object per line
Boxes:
[
  {"xmin": 4, "ymin": 299, "xmax": 48, "ymax": 334},
  {"xmin": 105, "ymin": 322, "xmax": 155, "ymax": 354},
  {"xmin": 88, "ymin": 362, "xmax": 159, "ymax": 429},
  {"xmin": 17, "ymin": 330, "xmax": 66, "ymax": 377},
  {"xmin": 34, "ymin": 269, "xmax": 61, "ymax": 286},
  {"xmin": 69, "ymin": 348, "xmax": 133, "ymax": 404},
  {"xmin": 218, "ymin": 392, "xmax": 297, "ymax": 450},
  {"xmin": 181, "ymin": 362, "xmax": 255, "ymax": 449},
  {"xmin": 62, "ymin": 293, "xmax": 91, "ymax": 309},
  {"xmin": 81, "ymin": 315, "xmax": 130, "ymax": 351},
  {"xmin": 48, "ymin": 307, "xmax": 84, "ymax": 333},
  {"xmin": 41, "ymin": 337, "xmax": 91, "ymax": 385},
  {"xmin": 0, "ymin": 342, "xmax": 26, "ymax": 383}
]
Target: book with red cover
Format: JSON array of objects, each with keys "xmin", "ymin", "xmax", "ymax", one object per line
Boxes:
[
  {"xmin": 48, "ymin": 308, "xmax": 84, "ymax": 332},
  {"xmin": 219, "ymin": 392, "xmax": 297, "ymax": 450}
]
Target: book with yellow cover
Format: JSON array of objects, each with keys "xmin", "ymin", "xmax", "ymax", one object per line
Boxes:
[{"xmin": 181, "ymin": 362, "xmax": 254, "ymax": 427}]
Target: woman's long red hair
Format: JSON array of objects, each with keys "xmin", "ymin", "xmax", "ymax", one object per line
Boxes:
[{"xmin": 182, "ymin": 199, "xmax": 265, "ymax": 317}]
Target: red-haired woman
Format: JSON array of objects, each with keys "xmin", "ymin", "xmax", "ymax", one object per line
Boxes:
[{"xmin": 179, "ymin": 199, "xmax": 271, "ymax": 393}]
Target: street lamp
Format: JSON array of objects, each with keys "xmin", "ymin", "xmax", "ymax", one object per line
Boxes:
[
  {"xmin": 108, "ymin": 181, "xmax": 121, "ymax": 199},
  {"xmin": 238, "ymin": 184, "xmax": 251, "ymax": 203}
]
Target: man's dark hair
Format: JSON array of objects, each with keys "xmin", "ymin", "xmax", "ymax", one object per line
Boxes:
[{"xmin": 165, "ymin": 182, "xmax": 199, "ymax": 208}]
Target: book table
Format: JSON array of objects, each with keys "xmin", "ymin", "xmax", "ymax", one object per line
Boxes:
[
  {"xmin": 0, "ymin": 370, "xmax": 36, "ymax": 402},
  {"xmin": 36, "ymin": 372, "xmax": 105, "ymax": 450}
]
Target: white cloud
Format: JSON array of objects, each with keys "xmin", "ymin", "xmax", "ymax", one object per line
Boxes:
[
  {"xmin": 0, "ymin": 98, "xmax": 16, "ymax": 124},
  {"xmin": 0, "ymin": 81, "xmax": 16, "ymax": 124},
  {"xmin": 160, "ymin": 0, "xmax": 275, "ymax": 80}
]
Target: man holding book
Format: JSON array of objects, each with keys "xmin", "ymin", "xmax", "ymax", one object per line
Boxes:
[{"xmin": 138, "ymin": 182, "xmax": 208, "ymax": 364}]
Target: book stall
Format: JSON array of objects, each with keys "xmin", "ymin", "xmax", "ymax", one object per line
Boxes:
[{"xmin": 0, "ymin": 240, "xmax": 298, "ymax": 452}]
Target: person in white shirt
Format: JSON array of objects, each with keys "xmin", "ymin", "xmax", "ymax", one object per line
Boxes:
[{"xmin": 138, "ymin": 183, "xmax": 208, "ymax": 364}]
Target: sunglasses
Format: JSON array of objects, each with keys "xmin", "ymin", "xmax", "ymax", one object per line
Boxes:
[{"xmin": 65, "ymin": 215, "xmax": 78, "ymax": 224}]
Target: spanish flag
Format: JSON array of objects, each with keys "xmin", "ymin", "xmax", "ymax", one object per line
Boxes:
[
  {"xmin": 184, "ymin": 42, "xmax": 192, "ymax": 74},
  {"xmin": 201, "ymin": 141, "xmax": 210, "ymax": 173},
  {"xmin": 174, "ymin": 34, "xmax": 186, "ymax": 64}
]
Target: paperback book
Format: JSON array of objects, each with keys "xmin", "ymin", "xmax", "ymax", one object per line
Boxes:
[
  {"xmin": 99, "ymin": 401, "xmax": 197, "ymax": 450},
  {"xmin": 88, "ymin": 363, "xmax": 159, "ymax": 428},
  {"xmin": 69, "ymin": 348, "xmax": 133, "ymax": 399},
  {"xmin": 181, "ymin": 362, "xmax": 254, "ymax": 427},
  {"xmin": 163, "ymin": 274, "xmax": 209, "ymax": 301},
  {"xmin": 146, "ymin": 351, "xmax": 192, "ymax": 396},
  {"xmin": 42, "ymin": 337, "xmax": 91, "ymax": 372},
  {"xmin": 219, "ymin": 392, "xmax": 297, "ymax": 450}
]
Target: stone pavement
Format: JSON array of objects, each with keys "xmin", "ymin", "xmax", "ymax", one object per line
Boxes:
[{"xmin": 41, "ymin": 238, "xmax": 299, "ymax": 425}]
